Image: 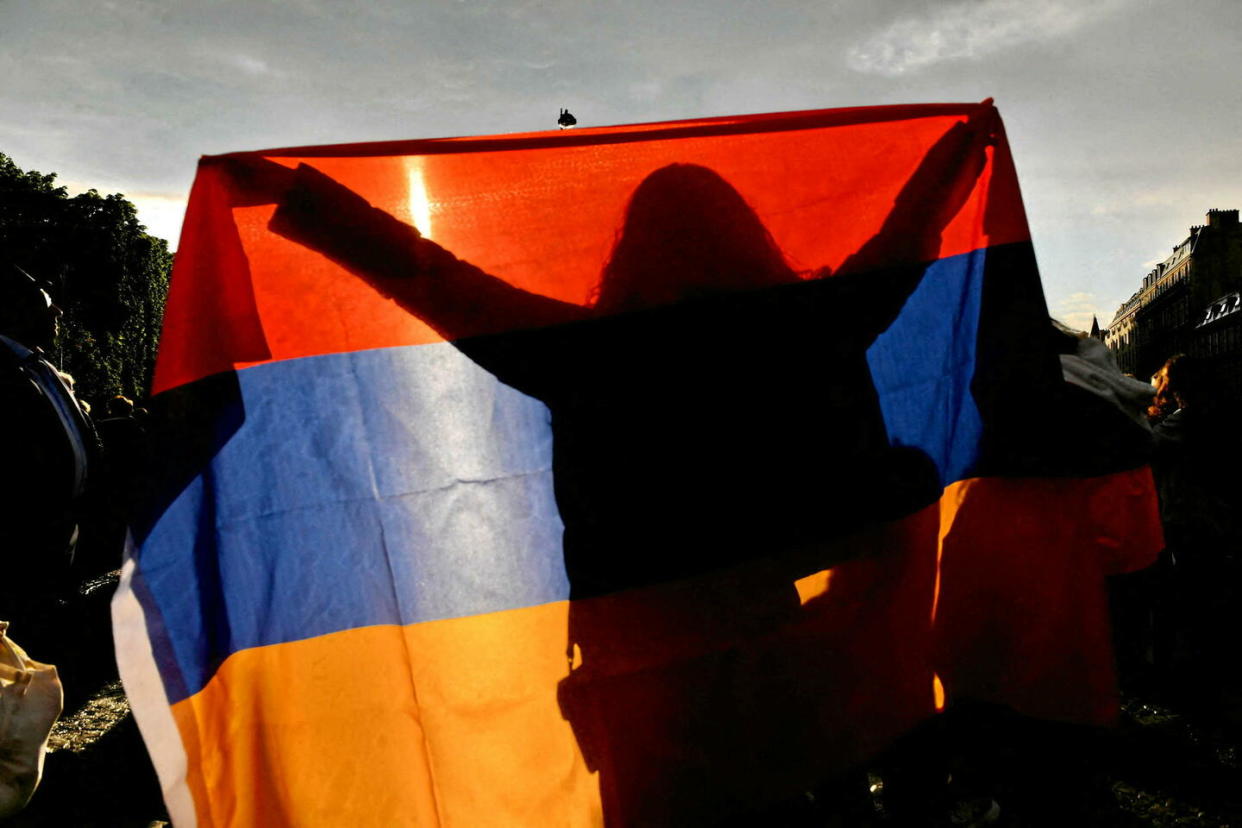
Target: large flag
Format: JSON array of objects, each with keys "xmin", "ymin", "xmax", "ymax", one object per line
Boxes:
[{"xmin": 114, "ymin": 102, "xmax": 1162, "ymax": 826}]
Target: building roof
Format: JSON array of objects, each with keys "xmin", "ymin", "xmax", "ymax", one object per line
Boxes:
[
  {"xmin": 1196, "ymin": 291, "xmax": 1242, "ymax": 329},
  {"xmin": 1110, "ymin": 226, "xmax": 1203, "ymax": 323}
]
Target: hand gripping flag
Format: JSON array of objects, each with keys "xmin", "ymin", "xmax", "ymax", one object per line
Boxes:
[{"xmin": 113, "ymin": 102, "xmax": 1162, "ymax": 826}]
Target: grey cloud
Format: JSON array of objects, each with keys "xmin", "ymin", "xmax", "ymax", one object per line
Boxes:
[{"xmin": 847, "ymin": 0, "xmax": 1128, "ymax": 76}]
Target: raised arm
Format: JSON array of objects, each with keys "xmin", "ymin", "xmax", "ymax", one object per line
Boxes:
[
  {"xmin": 829, "ymin": 111, "xmax": 995, "ymax": 341},
  {"xmin": 226, "ymin": 158, "xmax": 592, "ymax": 342},
  {"xmin": 840, "ymin": 111, "xmax": 995, "ymax": 275}
]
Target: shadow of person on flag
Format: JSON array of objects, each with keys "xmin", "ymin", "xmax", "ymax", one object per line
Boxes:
[{"xmin": 228, "ymin": 114, "xmax": 991, "ymax": 824}]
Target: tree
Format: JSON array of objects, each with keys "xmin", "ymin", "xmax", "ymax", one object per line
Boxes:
[{"xmin": 0, "ymin": 153, "xmax": 172, "ymax": 405}]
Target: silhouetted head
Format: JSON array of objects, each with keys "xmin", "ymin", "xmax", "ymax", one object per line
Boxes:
[
  {"xmin": 108, "ymin": 395, "xmax": 135, "ymax": 418},
  {"xmin": 1161, "ymin": 353, "xmax": 1207, "ymax": 410},
  {"xmin": 593, "ymin": 164, "xmax": 797, "ymax": 314},
  {"xmin": 0, "ymin": 263, "xmax": 60, "ymax": 350}
]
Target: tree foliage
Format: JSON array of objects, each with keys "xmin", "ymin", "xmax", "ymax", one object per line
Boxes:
[{"xmin": 0, "ymin": 152, "xmax": 172, "ymax": 405}]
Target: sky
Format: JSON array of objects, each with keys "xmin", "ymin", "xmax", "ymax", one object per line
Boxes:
[{"xmin": 3, "ymin": 0, "xmax": 1239, "ymax": 331}]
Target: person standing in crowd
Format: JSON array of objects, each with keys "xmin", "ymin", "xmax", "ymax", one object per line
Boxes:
[
  {"xmin": 77, "ymin": 394, "xmax": 147, "ymax": 576},
  {"xmin": 1150, "ymin": 354, "xmax": 1242, "ymax": 725},
  {"xmin": 0, "ymin": 264, "xmax": 94, "ymax": 609},
  {"xmin": 227, "ymin": 118, "xmax": 993, "ymax": 825}
]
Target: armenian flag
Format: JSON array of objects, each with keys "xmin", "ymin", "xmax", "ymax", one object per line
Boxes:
[{"xmin": 113, "ymin": 102, "xmax": 1162, "ymax": 826}]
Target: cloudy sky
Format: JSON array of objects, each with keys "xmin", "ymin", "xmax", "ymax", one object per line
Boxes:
[{"xmin": 3, "ymin": 0, "xmax": 1239, "ymax": 329}]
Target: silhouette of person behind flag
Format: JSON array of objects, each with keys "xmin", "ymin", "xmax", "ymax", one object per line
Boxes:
[
  {"xmin": 230, "ymin": 116, "xmax": 991, "ymax": 823},
  {"xmin": 235, "ymin": 118, "xmax": 988, "ymax": 594}
]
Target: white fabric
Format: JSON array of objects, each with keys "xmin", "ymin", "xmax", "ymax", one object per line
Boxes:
[
  {"xmin": 113, "ymin": 548, "xmax": 198, "ymax": 828},
  {"xmin": 1060, "ymin": 336, "xmax": 1155, "ymax": 431}
]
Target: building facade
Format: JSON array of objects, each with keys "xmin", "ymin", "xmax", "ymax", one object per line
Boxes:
[{"xmin": 1105, "ymin": 209, "xmax": 1242, "ymax": 395}]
